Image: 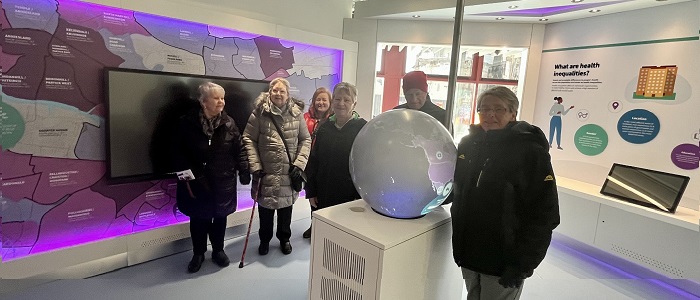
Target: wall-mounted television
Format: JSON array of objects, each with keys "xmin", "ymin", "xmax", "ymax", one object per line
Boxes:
[
  {"xmin": 600, "ymin": 163, "xmax": 690, "ymax": 213},
  {"xmin": 105, "ymin": 68, "xmax": 269, "ymax": 184}
]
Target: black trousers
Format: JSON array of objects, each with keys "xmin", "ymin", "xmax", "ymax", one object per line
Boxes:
[
  {"xmin": 258, "ymin": 205, "xmax": 293, "ymax": 244},
  {"xmin": 189, "ymin": 217, "xmax": 227, "ymax": 255}
]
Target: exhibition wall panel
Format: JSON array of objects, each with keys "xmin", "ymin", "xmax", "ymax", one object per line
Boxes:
[
  {"xmin": 0, "ymin": 0, "xmax": 355, "ymax": 276},
  {"xmin": 533, "ymin": 1, "xmax": 700, "ymax": 209},
  {"xmin": 85, "ymin": 0, "xmax": 353, "ymax": 39},
  {"xmin": 542, "ymin": 4, "xmax": 700, "ymax": 289}
]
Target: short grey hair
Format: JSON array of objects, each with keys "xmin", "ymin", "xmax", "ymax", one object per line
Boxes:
[
  {"xmin": 269, "ymin": 77, "xmax": 291, "ymax": 93},
  {"xmin": 332, "ymin": 82, "xmax": 358, "ymax": 102},
  {"xmin": 198, "ymin": 82, "xmax": 224, "ymax": 103},
  {"xmin": 476, "ymin": 86, "xmax": 519, "ymax": 116}
]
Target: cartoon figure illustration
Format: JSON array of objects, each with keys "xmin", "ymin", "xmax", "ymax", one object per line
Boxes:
[{"xmin": 548, "ymin": 96, "xmax": 574, "ymax": 150}]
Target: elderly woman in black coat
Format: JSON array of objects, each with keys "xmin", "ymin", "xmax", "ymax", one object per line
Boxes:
[
  {"xmin": 305, "ymin": 82, "xmax": 367, "ymax": 212},
  {"xmin": 173, "ymin": 82, "xmax": 251, "ymax": 273},
  {"xmin": 447, "ymin": 86, "xmax": 559, "ymax": 299}
]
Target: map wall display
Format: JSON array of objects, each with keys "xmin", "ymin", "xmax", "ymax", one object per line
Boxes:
[
  {"xmin": 0, "ymin": 0, "xmax": 342, "ymax": 261},
  {"xmin": 532, "ymin": 3, "xmax": 700, "ymax": 209}
]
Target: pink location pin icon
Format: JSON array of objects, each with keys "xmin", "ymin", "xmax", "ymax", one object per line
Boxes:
[{"xmin": 612, "ymin": 102, "xmax": 619, "ymax": 110}]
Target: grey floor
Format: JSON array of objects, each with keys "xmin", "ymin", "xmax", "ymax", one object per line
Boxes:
[{"xmin": 2, "ymin": 208, "xmax": 699, "ymax": 300}]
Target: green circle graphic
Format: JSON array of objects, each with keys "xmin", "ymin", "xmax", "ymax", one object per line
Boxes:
[
  {"xmin": 0, "ymin": 98, "xmax": 26, "ymax": 150},
  {"xmin": 574, "ymin": 124, "xmax": 608, "ymax": 156}
]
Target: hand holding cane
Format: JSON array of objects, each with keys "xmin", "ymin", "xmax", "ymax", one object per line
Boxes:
[{"xmin": 239, "ymin": 173, "xmax": 263, "ymax": 268}]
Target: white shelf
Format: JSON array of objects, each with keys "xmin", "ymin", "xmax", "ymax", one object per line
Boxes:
[
  {"xmin": 557, "ymin": 177, "xmax": 700, "ymax": 231},
  {"xmin": 556, "ymin": 176, "xmax": 700, "ymax": 282}
]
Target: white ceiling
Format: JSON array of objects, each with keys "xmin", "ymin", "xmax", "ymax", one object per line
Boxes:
[{"xmin": 353, "ymin": 0, "xmax": 695, "ymax": 24}]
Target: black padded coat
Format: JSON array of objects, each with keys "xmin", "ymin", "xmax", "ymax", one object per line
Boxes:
[
  {"xmin": 305, "ymin": 115, "xmax": 367, "ymax": 209},
  {"xmin": 448, "ymin": 121, "xmax": 560, "ymax": 278},
  {"xmin": 173, "ymin": 109, "xmax": 248, "ymax": 219}
]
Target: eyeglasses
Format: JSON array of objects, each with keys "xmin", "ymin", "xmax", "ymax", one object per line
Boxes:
[{"xmin": 477, "ymin": 107, "xmax": 508, "ymax": 115}]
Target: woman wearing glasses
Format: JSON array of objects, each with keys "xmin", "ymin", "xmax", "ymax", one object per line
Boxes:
[{"xmin": 447, "ymin": 86, "xmax": 560, "ymax": 300}]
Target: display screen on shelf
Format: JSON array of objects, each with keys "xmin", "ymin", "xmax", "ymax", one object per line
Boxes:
[{"xmin": 600, "ymin": 163, "xmax": 690, "ymax": 213}]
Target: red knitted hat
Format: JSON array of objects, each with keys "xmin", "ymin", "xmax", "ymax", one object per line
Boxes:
[{"xmin": 402, "ymin": 71, "xmax": 428, "ymax": 93}]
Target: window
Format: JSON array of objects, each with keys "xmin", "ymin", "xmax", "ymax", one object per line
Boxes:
[
  {"xmin": 372, "ymin": 77, "xmax": 384, "ymax": 118},
  {"xmin": 375, "ymin": 43, "xmax": 526, "ymax": 142},
  {"xmin": 481, "ymin": 50, "xmax": 524, "ymax": 80}
]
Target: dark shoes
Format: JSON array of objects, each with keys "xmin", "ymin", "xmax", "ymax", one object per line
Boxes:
[
  {"xmin": 303, "ymin": 226, "xmax": 312, "ymax": 239},
  {"xmin": 188, "ymin": 251, "xmax": 229, "ymax": 272},
  {"xmin": 187, "ymin": 254, "xmax": 205, "ymax": 273},
  {"xmin": 260, "ymin": 242, "xmax": 291, "ymax": 255},
  {"xmin": 281, "ymin": 241, "xmax": 293, "ymax": 255},
  {"xmin": 212, "ymin": 251, "xmax": 230, "ymax": 267},
  {"xmin": 259, "ymin": 242, "xmax": 269, "ymax": 256}
]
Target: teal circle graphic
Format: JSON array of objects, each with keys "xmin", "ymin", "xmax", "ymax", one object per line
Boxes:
[
  {"xmin": 574, "ymin": 124, "xmax": 608, "ymax": 156},
  {"xmin": 0, "ymin": 99, "xmax": 25, "ymax": 150}
]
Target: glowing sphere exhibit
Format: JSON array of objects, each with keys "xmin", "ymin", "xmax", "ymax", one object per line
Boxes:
[{"xmin": 349, "ymin": 109, "xmax": 457, "ymax": 219}]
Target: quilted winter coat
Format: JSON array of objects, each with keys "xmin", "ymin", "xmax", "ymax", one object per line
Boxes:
[
  {"xmin": 242, "ymin": 92, "xmax": 311, "ymax": 209},
  {"xmin": 173, "ymin": 109, "xmax": 248, "ymax": 219}
]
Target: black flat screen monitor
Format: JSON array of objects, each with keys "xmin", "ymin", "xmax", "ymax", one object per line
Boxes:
[
  {"xmin": 105, "ymin": 68, "xmax": 269, "ymax": 184},
  {"xmin": 600, "ymin": 163, "xmax": 690, "ymax": 213}
]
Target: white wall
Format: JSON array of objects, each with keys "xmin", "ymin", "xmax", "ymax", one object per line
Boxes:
[
  {"xmin": 542, "ymin": 2, "xmax": 698, "ymax": 50},
  {"xmin": 534, "ymin": 1, "xmax": 700, "ymax": 209},
  {"xmin": 184, "ymin": 0, "xmax": 353, "ymax": 39},
  {"xmin": 342, "ymin": 19, "xmax": 545, "ymax": 122}
]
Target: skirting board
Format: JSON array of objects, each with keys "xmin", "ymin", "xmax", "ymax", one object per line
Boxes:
[{"xmin": 0, "ymin": 199, "xmax": 312, "ymax": 280}]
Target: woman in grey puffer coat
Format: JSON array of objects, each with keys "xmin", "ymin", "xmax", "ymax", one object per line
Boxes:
[{"xmin": 243, "ymin": 77, "xmax": 311, "ymax": 256}]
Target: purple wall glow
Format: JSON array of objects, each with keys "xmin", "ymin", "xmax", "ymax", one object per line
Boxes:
[{"xmin": 0, "ymin": 0, "xmax": 342, "ymax": 261}]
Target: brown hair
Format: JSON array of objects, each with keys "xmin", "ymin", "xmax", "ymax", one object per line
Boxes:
[
  {"xmin": 310, "ymin": 87, "xmax": 332, "ymax": 118},
  {"xmin": 332, "ymin": 82, "xmax": 358, "ymax": 101}
]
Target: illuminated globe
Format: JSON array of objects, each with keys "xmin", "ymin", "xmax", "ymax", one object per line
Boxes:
[{"xmin": 350, "ymin": 109, "xmax": 456, "ymax": 219}]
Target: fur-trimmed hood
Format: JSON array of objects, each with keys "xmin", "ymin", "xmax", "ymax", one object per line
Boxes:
[{"xmin": 254, "ymin": 92, "xmax": 305, "ymax": 117}]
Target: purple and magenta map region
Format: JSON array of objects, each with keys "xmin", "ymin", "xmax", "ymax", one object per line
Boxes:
[{"xmin": 0, "ymin": 0, "xmax": 341, "ymax": 261}]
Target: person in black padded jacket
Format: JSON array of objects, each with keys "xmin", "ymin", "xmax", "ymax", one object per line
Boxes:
[
  {"xmin": 305, "ymin": 82, "xmax": 367, "ymax": 212},
  {"xmin": 446, "ymin": 86, "xmax": 560, "ymax": 300},
  {"xmin": 173, "ymin": 82, "xmax": 250, "ymax": 273}
]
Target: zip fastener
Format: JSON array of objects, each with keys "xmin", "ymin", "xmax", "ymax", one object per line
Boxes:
[
  {"xmin": 204, "ymin": 138, "xmax": 211, "ymax": 167},
  {"xmin": 475, "ymin": 158, "xmax": 490, "ymax": 187}
]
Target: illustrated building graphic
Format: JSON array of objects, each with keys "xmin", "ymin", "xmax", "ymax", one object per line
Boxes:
[{"xmin": 635, "ymin": 65, "xmax": 678, "ymax": 98}]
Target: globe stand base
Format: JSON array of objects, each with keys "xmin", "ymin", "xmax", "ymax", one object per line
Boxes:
[{"xmin": 370, "ymin": 207, "xmax": 426, "ymax": 220}]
